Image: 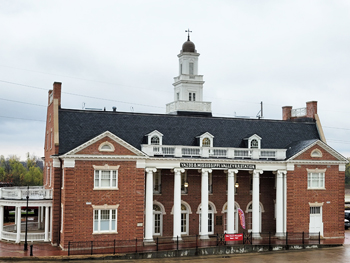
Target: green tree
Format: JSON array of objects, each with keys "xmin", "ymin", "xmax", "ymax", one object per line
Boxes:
[
  {"xmin": 0, "ymin": 154, "xmax": 43, "ymax": 186},
  {"xmin": 346, "ymin": 162, "xmax": 350, "ymax": 185}
]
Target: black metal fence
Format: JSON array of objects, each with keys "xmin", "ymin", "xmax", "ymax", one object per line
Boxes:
[{"xmin": 67, "ymin": 232, "xmax": 321, "ymax": 256}]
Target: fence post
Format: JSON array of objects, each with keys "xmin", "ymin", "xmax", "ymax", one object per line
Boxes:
[
  {"xmin": 135, "ymin": 238, "xmax": 137, "ymax": 253},
  {"xmin": 318, "ymin": 232, "xmax": 320, "ymax": 245},
  {"xmin": 302, "ymin": 232, "xmax": 304, "ymax": 249},
  {"xmin": 91, "ymin": 241, "xmax": 93, "ymax": 255},
  {"xmin": 114, "ymin": 239, "xmax": 116, "ymax": 255},
  {"xmin": 68, "ymin": 241, "xmax": 70, "ymax": 256},
  {"xmin": 176, "ymin": 236, "xmax": 179, "ymax": 251},
  {"xmin": 269, "ymin": 232, "xmax": 271, "ymax": 251},
  {"xmin": 286, "ymin": 232, "xmax": 288, "ymax": 250},
  {"xmin": 156, "ymin": 237, "xmax": 158, "ymax": 252}
]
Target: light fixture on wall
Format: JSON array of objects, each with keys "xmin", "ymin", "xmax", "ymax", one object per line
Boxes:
[{"xmin": 184, "ymin": 182, "xmax": 189, "ymax": 188}]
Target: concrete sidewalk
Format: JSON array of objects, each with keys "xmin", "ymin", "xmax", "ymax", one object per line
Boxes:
[{"xmin": 0, "ymin": 233, "xmax": 346, "ymax": 261}]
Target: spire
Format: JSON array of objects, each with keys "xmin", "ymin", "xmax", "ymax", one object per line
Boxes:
[{"xmin": 185, "ymin": 28, "xmax": 192, "ymax": 41}]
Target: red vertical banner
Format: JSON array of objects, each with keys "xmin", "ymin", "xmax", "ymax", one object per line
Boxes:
[{"xmin": 238, "ymin": 208, "xmax": 245, "ymax": 229}]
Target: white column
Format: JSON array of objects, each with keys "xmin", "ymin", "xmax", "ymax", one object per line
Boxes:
[
  {"xmin": 227, "ymin": 169, "xmax": 238, "ymax": 234},
  {"xmin": 200, "ymin": 168, "xmax": 212, "ymax": 239},
  {"xmin": 16, "ymin": 206, "xmax": 21, "ymax": 243},
  {"xmin": 144, "ymin": 168, "xmax": 156, "ymax": 242},
  {"xmin": 41, "ymin": 206, "xmax": 44, "ymax": 227},
  {"xmin": 0, "ymin": 205, "xmax": 3, "ymax": 240},
  {"xmin": 50, "ymin": 206, "xmax": 53, "ymax": 241},
  {"xmin": 44, "ymin": 206, "xmax": 49, "ymax": 242},
  {"xmin": 276, "ymin": 170, "xmax": 286, "ymax": 237},
  {"xmin": 173, "ymin": 168, "xmax": 184, "ymax": 240},
  {"xmin": 283, "ymin": 172, "xmax": 287, "ymax": 233},
  {"xmin": 38, "ymin": 207, "xmax": 41, "ymax": 230},
  {"xmin": 252, "ymin": 170, "xmax": 263, "ymax": 238}
]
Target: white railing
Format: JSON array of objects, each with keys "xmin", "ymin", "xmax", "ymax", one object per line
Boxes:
[
  {"xmin": 234, "ymin": 149, "xmax": 251, "ymax": 158},
  {"xmin": 2, "ymin": 222, "xmax": 48, "ymax": 242},
  {"xmin": 209, "ymin": 148, "xmax": 227, "ymax": 158},
  {"xmin": 173, "ymin": 75, "xmax": 204, "ymax": 82},
  {"xmin": 1, "ymin": 230, "xmax": 48, "ymax": 242},
  {"xmin": 0, "ymin": 186, "xmax": 52, "ymax": 200},
  {"xmin": 166, "ymin": 101, "xmax": 212, "ymax": 114},
  {"xmin": 142, "ymin": 145, "xmax": 287, "ymax": 160},
  {"xmin": 182, "ymin": 147, "xmax": 201, "ymax": 157},
  {"xmin": 291, "ymin": 107, "xmax": 307, "ymax": 117}
]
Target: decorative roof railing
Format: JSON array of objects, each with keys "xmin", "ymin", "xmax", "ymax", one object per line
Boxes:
[
  {"xmin": 141, "ymin": 145, "xmax": 286, "ymax": 160},
  {"xmin": 291, "ymin": 107, "xmax": 307, "ymax": 117},
  {"xmin": 0, "ymin": 186, "xmax": 52, "ymax": 200}
]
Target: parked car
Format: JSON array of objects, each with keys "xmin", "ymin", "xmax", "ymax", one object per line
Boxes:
[{"xmin": 345, "ymin": 210, "xmax": 350, "ymax": 230}]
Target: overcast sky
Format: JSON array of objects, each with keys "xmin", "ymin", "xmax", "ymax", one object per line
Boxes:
[{"xmin": 0, "ymin": 0, "xmax": 350, "ymax": 160}]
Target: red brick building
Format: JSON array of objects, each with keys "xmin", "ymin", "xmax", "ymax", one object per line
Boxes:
[{"xmin": 43, "ymin": 37, "xmax": 348, "ymax": 249}]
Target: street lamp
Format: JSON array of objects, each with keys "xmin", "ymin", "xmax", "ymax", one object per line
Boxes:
[{"xmin": 24, "ymin": 186, "xmax": 29, "ymax": 251}]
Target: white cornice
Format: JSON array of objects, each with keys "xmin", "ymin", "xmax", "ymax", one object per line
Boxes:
[
  {"xmin": 287, "ymin": 160, "xmax": 348, "ymax": 165},
  {"xmin": 62, "ymin": 131, "xmax": 147, "ymax": 157},
  {"xmin": 288, "ymin": 140, "xmax": 348, "ymax": 162},
  {"xmin": 59, "ymin": 155, "xmax": 149, "ymax": 161}
]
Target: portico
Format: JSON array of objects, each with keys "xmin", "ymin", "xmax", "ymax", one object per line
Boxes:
[
  {"xmin": 0, "ymin": 187, "xmax": 53, "ymax": 243},
  {"xmin": 143, "ymin": 163, "xmax": 287, "ymax": 242}
]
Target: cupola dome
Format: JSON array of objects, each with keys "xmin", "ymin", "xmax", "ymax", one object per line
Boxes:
[{"xmin": 182, "ymin": 37, "xmax": 196, "ymax": 53}]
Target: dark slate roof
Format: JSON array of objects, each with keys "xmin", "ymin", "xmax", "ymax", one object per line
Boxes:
[
  {"xmin": 285, "ymin": 139, "xmax": 318, "ymax": 159},
  {"xmin": 58, "ymin": 109, "xmax": 320, "ymax": 157}
]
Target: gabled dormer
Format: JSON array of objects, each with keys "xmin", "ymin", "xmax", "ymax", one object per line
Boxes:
[
  {"xmin": 246, "ymin": 134, "xmax": 262, "ymax": 149},
  {"xmin": 197, "ymin": 132, "xmax": 214, "ymax": 148},
  {"xmin": 146, "ymin": 130, "xmax": 163, "ymax": 146}
]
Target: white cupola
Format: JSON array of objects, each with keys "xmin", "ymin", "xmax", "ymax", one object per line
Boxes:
[{"xmin": 166, "ymin": 31, "xmax": 212, "ymax": 116}]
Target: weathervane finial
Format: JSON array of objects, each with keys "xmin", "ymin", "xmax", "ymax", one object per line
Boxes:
[{"xmin": 185, "ymin": 28, "xmax": 192, "ymax": 41}]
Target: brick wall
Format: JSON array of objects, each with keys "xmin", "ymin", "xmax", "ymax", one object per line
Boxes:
[{"xmin": 60, "ymin": 160, "xmax": 145, "ymax": 248}]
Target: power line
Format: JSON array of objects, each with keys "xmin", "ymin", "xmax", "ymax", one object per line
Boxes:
[
  {"xmin": 0, "ymin": 65, "xmax": 170, "ymax": 93},
  {"xmin": 0, "ymin": 80, "xmax": 165, "ymax": 109},
  {"xmin": 0, "ymin": 115, "xmax": 45, "ymax": 122},
  {"xmin": 0, "ymin": 98, "xmax": 46, "ymax": 107},
  {"xmin": 324, "ymin": 126, "xmax": 350, "ymax": 131}
]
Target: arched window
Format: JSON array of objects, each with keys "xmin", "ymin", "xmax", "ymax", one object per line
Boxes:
[
  {"xmin": 245, "ymin": 202, "xmax": 264, "ymax": 233},
  {"xmin": 251, "ymin": 139, "xmax": 258, "ymax": 148},
  {"xmin": 181, "ymin": 204, "xmax": 189, "ymax": 235},
  {"xmin": 199, "ymin": 203, "xmax": 215, "ymax": 234},
  {"xmin": 202, "ymin": 138, "xmax": 210, "ymax": 147},
  {"xmin": 222, "ymin": 202, "xmax": 239, "ymax": 233},
  {"xmin": 151, "ymin": 136, "xmax": 160, "ymax": 145},
  {"xmin": 153, "ymin": 204, "xmax": 162, "ymax": 236}
]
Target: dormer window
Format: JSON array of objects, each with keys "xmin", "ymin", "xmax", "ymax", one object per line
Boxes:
[
  {"xmin": 151, "ymin": 136, "xmax": 160, "ymax": 145},
  {"xmin": 246, "ymin": 134, "xmax": 262, "ymax": 149},
  {"xmin": 197, "ymin": 132, "xmax": 214, "ymax": 148},
  {"xmin": 251, "ymin": 139, "xmax": 258, "ymax": 148},
  {"xmin": 202, "ymin": 138, "xmax": 210, "ymax": 147},
  {"xmin": 146, "ymin": 130, "xmax": 163, "ymax": 145}
]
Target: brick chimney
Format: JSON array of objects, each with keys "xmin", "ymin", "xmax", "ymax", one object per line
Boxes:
[
  {"xmin": 282, "ymin": 106, "xmax": 292, "ymax": 120},
  {"xmin": 306, "ymin": 101, "xmax": 317, "ymax": 119},
  {"xmin": 53, "ymin": 82, "xmax": 62, "ymax": 108}
]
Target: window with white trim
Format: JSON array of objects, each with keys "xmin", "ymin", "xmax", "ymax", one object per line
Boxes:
[
  {"xmin": 93, "ymin": 208, "xmax": 117, "ymax": 233},
  {"xmin": 189, "ymin": 62, "xmax": 194, "ymax": 75},
  {"xmin": 202, "ymin": 138, "xmax": 210, "ymax": 147},
  {"xmin": 153, "ymin": 204, "xmax": 162, "ymax": 236},
  {"xmin": 307, "ymin": 172, "xmax": 325, "ymax": 189},
  {"xmin": 93, "ymin": 165, "xmax": 120, "ymax": 189},
  {"xmin": 250, "ymin": 139, "xmax": 258, "ymax": 148},
  {"xmin": 181, "ymin": 172, "xmax": 188, "ymax": 194},
  {"xmin": 151, "ymin": 136, "xmax": 160, "ymax": 145},
  {"xmin": 153, "ymin": 171, "xmax": 161, "ymax": 194},
  {"xmin": 199, "ymin": 204, "xmax": 214, "ymax": 234},
  {"xmin": 181, "ymin": 204, "xmax": 189, "ymax": 235}
]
